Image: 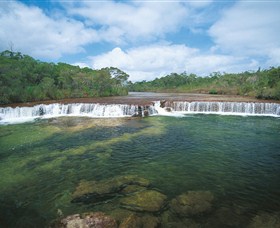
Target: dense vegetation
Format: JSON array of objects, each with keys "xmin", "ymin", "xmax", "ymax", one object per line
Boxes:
[
  {"xmin": 0, "ymin": 50, "xmax": 129, "ymax": 104},
  {"xmin": 128, "ymin": 67, "xmax": 280, "ymax": 100},
  {"xmin": 1, "ymin": 50, "xmax": 279, "ymax": 105}
]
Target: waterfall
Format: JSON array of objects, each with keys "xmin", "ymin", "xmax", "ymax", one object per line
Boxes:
[
  {"xmin": 162, "ymin": 101, "xmax": 280, "ymax": 116},
  {"xmin": 1, "ymin": 101, "xmax": 279, "ymax": 124},
  {"xmin": 0, "ymin": 103, "xmax": 155, "ymax": 124}
]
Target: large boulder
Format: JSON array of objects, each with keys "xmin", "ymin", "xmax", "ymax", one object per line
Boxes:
[
  {"xmin": 170, "ymin": 191, "xmax": 214, "ymax": 217},
  {"xmin": 120, "ymin": 190, "xmax": 167, "ymax": 213},
  {"xmin": 71, "ymin": 175, "xmax": 150, "ymax": 204},
  {"xmin": 54, "ymin": 212, "xmax": 117, "ymax": 228}
]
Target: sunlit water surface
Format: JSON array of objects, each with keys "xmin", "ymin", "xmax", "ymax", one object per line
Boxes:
[{"xmin": 0, "ymin": 115, "xmax": 279, "ymax": 227}]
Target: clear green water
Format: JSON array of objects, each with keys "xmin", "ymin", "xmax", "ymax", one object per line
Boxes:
[{"xmin": 0, "ymin": 115, "xmax": 280, "ymax": 227}]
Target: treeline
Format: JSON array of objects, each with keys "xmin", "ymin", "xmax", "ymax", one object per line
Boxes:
[
  {"xmin": 128, "ymin": 67, "xmax": 280, "ymax": 100},
  {"xmin": 0, "ymin": 50, "xmax": 129, "ymax": 104}
]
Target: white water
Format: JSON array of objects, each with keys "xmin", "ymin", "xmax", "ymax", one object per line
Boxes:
[
  {"xmin": 0, "ymin": 103, "xmax": 152, "ymax": 125},
  {"xmin": 158, "ymin": 101, "xmax": 280, "ymax": 117},
  {"xmin": 0, "ymin": 101, "xmax": 279, "ymax": 124},
  {"xmin": 153, "ymin": 101, "xmax": 184, "ymax": 117}
]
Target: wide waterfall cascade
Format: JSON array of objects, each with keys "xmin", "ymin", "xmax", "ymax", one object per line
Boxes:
[
  {"xmin": 0, "ymin": 103, "xmax": 156, "ymax": 124},
  {"xmin": 162, "ymin": 101, "xmax": 280, "ymax": 116},
  {"xmin": 1, "ymin": 101, "xmax": 279, "ymax": 124}
]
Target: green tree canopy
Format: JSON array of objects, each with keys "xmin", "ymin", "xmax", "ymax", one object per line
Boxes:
[{"xmin": 0, "ymin": 51, "xmax": 129, "ymax": 104}]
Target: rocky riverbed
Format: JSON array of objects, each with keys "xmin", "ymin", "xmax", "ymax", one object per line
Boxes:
[{"xmin": 50, "ymin": 174, "xmax": 280, "ymax": 228}]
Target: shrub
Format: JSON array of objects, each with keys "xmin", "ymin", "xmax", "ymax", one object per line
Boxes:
[{"xmin": 209, "ymin": 89, "xmax": 218, "ymax": 94}]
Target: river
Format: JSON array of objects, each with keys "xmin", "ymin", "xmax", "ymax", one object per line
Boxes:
[{"xmin": 0, "ymin": 93, "xmax": 280, "ymax": 227}]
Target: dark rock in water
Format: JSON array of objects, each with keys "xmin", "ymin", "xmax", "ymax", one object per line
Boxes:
[
  {"xmin": 248, "ymin": 212, "xmax": 280, "ymax": 228},
  {"xmin": 160, "ymin": 100, "xmax": 167, "ymax": 108},
  {"xmin": 120, "ymin": 190, "xmax": 167, "ymax": 213},
  {"xmin": 39, "ymin": 106, "xmax": 45, "ymax": 116},
  {"xmin": 165, "ymin": 107, "xmax": 172, "ymax": 112},
  {"xmin": 119, "ymin": 214, "xmax": 160, "ymax": 228},
  {"xmin": 52, "ymin": 212, "xmax": 117, "ymax": 228},
  {"xmin": 143, "ymin": 110, "xmax": 149, "ymax": 117},
  {"xmin": 170, "ymin": 191, "xmax": 214, "ymax": 217},
  {"xmin": 71, "ymin": 175, "xmax": 150, "ymax": 204}
]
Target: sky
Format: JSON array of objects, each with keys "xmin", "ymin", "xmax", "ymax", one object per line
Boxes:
[{"xmin": 0, "ymin": 0, "xmax": 280, "ymax": 82}]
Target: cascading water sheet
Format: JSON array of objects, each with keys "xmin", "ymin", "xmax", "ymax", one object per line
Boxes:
[
  {"xmin": 0, "ymin": 103, "xmax": 146, "ymax": 124},
  {"xmin": 1, "ymin": 101, "xmax": 279, "ymax": 124},
  {"xmin": 161, "ymin": 101, "xmax": 280, "ymax": 117}
]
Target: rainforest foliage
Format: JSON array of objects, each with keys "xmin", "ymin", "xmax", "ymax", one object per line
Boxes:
[
  {"xmin": 0, "ymin": 50, "xmax": 129, "ymax": 104},
  {"xmin": 128, "ymin": 67, "xmax": 280, "ymax": 100}
]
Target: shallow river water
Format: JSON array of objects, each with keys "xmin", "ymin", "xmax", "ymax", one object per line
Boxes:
[{"xmin": 0, "ymin": 114, "xmax": 280, "ymax": 227}]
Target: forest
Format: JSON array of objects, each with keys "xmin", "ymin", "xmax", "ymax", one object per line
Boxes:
[
  {"xmin": 0, "ymin": 50, "xmax": 129, "ymax": 104},
  {"xmin": 128, "ymin": 67, "xmax": 280, "ymax": 100},
  {"xmin": 1, "ymin": 50, "xmax": 280, "ymax": 105}
]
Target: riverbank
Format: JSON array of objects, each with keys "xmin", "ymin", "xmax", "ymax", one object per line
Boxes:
[{"xmin": 2, "ymin": 92, "xmax": 280, "ymax": 108}]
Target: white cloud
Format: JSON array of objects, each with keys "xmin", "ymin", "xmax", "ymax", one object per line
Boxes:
[
  {"xmin": 63, "ymin": 1, "xmax": 190, "ymax": 44},
  {"xmin": 90, "ymin": 44, "xmax": 257, "ymax": 82},
  {"xmin": 91, "ymin": 44, "xmax": 197, "ymax": 81},
  {"xmin": 209, "ymin": 1, "xmax": 280, "ymax": 66},
  {"xmin": 0, "ymin": 1, "xmax": 98, "ymax": 59}
]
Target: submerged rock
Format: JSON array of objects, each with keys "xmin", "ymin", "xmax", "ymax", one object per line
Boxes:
[
  {"xmin": 120, "ymin": 185, "xmax": 147, "ymax": 194},
  {"xmin": 119, "ymin": 214, "xmax": 142, "ymax": 228},
  {"xmin": 71, "ymin": 175, "xmax": 150, "ymax": 204},
  {"xmin": 109, "ymin": 208, "xmax": 135, "ymax": 224},
  {"xmin": 205, "ymin": 206, "xmax": 249, "ymax": 227},
  {"xmin": 120, "ymin": 190, "xmax": 167, "ymax": 213},
  {"xmin": 160, "ymin": 209, "xmax": 200, "ymax": 228},
  {"xmin": 248, "ymin": 212, "xmax": 280, "ymax": 228},
  {"xmin": 141, "ymin": 214, "xmax": 161, "ymax": 228},
  {"xmin": 119, "ymin": 214, "xmax": 160, "ymax": 228},
  {"xmin": 53, "ymin": 212, "xmax": 117, "ymax": 228},
  {"xmin": 170, "ymin": 191, "xmax": 214, "ymax": 217},
  {"xmin": 161, "ymin": 220, "xmax": 200, "ymax": 228}
]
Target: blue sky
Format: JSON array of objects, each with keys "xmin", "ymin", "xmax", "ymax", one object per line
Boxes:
[{"xmin": 1, "ymin": 0, "xmax": 280, "ymax": 81}]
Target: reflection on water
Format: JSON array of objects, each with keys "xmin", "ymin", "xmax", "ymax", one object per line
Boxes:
[{"xmin": 0, "ymin": 115, "xmax": 280, "ymax": 227}]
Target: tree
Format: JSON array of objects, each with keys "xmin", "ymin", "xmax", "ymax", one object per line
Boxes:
[{"xmin": 0, "ymin": 50, "xmax": 130, "ymax": 104}]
